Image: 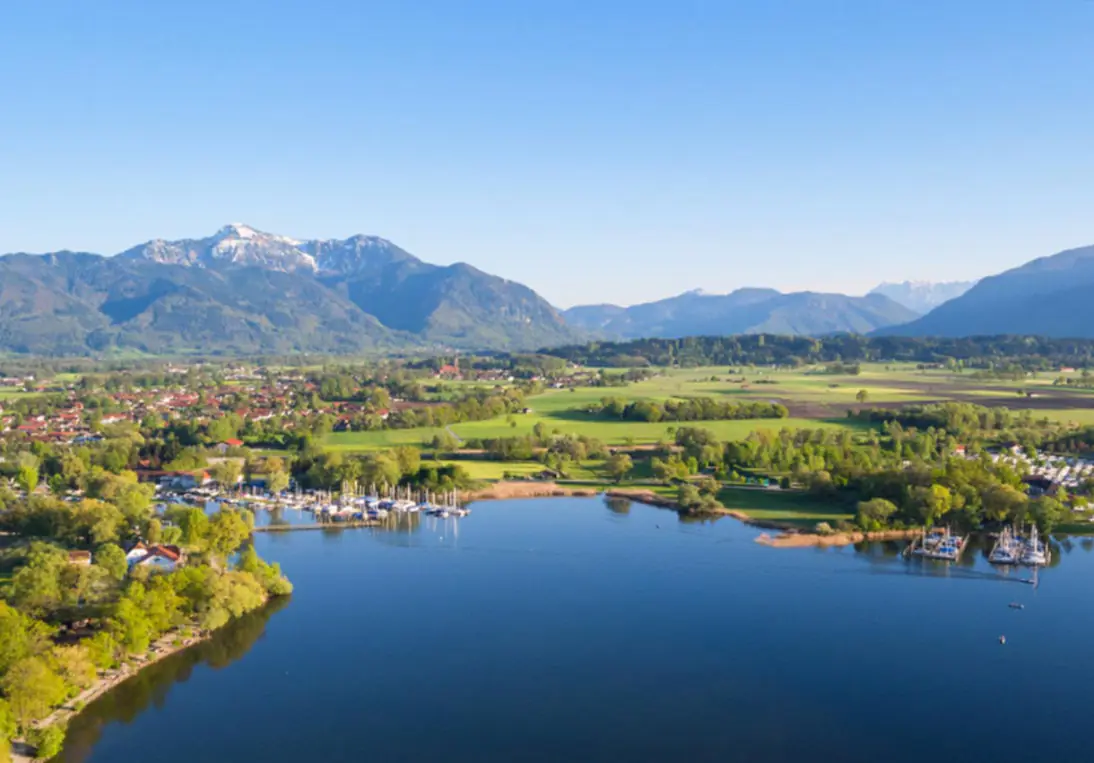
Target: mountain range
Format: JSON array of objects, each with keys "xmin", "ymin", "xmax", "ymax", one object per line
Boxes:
[
  {"xmin": 562, "ymin": 288, "xmax": 918, "ymax": 340},
  {"xmin": 867, "ymin": 280, "xmax": 976, "ymax": 314},
  {"xmin": 0, "ymin": 225, "xmax": 577, "ymax": 355},
  {"xmin": 3, "ymin": 228, "xmax": 1094, "ymax": 355},
  {"xmin": 880, "ymin": 244, "xmax": 1094, "ymax": 338}
]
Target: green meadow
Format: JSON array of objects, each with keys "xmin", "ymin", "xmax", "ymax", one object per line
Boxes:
[{"xmin": 324, "ymin": 363, "xmax": 1094, "ymax": 453}]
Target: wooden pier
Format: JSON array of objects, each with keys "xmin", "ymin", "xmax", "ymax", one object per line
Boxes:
[{"xmin": 254, "ymin": 520, "xmax": 380, "ymax": 533}]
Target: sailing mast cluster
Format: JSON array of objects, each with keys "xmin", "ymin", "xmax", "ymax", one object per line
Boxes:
[
  {"xmin": 279, "ymin": 482, "xmax": 470, "ymax": 521},
  {"xmin": 988, "ymin": 526, "xmax": 1049, "ymax": 567}
]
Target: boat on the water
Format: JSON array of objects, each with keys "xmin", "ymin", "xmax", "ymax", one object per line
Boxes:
[
  {"xmin": 989, "ymin": 526, "xmax": 1020, "ymax": 565},
  {"xmin": 911, "ymin": 527, "xmax": 965, "ymax": 561},
  {"xmin": 1021, "ymin": 526, "xmax": 1048, "ymax": 566}
]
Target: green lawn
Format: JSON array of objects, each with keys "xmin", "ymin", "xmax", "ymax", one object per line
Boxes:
[
  {"xmin": 1042, "ymin": 409, "xmax": 1094, "ymax": 426},
  {"xmin": 324, "ymin": 414, "xmax": 846, "ymax": 452},
  {"xmin": 716, "ymin": 486, "xmax": 854, "ymax": 528},
  {"xmin": 0, "ymin": 389, "xmax": 40, "ymax": 400},
  {"xmin": 437, "ymin": 459, "xmax": 609, "ymax": 481},
  {"xmin": 323, "ymin": 363, "xmax": 1094, "ymax": 454}
]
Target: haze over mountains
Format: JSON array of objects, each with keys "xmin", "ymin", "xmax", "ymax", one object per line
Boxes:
[
  {"xmin": 867, "ymin": 280, "xmax": 976, "ymax": 314},
  {"xmin": 562, "ymin": 289, "xmax": 918, "ymax": 340},
  {"xmin": 1, "ymin": 229, "xmax": 1092, "ymax": 355},
  {"xmin": 881, "ymin": 244, "xmax": 1094, "ymax": 338}
]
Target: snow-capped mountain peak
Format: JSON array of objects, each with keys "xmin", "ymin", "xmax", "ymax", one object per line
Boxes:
[{"xmin": 118, "ymin": 225, "xmax": 416, "ymax": 276}]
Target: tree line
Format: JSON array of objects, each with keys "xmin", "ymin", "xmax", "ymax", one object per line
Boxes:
[
  {"xmin": 539, "ymin": 335, "xmax": 1094, "ymax": 370},
  {"xmin": 584, "ymin": 396, "xmax": 789, "ymax": 422}
]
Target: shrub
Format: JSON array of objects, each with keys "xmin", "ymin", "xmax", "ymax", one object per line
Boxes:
[{"xmin": 28, "ymin": 724, "xmax": 66, "ymax": 760}]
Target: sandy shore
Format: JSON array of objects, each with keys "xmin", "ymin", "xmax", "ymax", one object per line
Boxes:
[
  {"xmin": 466, "ymin": 481, "xmax": 600, "ymax": 501},
  {"xmin": 755, "ymin": 528, "xmax": 921, "ymax": 548},
  {"xmin": 11, "ymin": 628, "xmax": 210, "ymax": 762}
]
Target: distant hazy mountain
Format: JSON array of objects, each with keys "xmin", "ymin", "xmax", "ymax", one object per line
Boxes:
[
  {"xmin": 563, "ymin": 288, "xmax": 917, "ymax": 339},
  {"xmin": 881, "ymin": 244, "xmax": 1094, "ymax": 338},
  {"xmin": 0, "ymin": 225, "xmax": 578, "ymax": 355},
  {"xmin": 868, "ymin": 280, "xmax": 976, "ymax": 314}
]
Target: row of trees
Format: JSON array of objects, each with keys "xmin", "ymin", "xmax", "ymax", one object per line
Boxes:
[
  {"xmin": 585, "ymin": 396, "xmax": 788, "ymax": 423},
  {"xmin": 541, "ymin": 334, "xmax": 1094, "ymax": 370}
]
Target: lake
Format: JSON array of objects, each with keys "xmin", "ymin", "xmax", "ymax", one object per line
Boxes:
[{"xmin": 60, "ymin": 497, "xmax": 1094, "ymax": 762}]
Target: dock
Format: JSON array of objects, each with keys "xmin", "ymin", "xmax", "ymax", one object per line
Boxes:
[{"xmin": 254, "ymin": 520, "xmax": 380, "ymax": 533}]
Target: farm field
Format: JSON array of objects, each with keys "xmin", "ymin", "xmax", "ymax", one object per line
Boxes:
[
  {"xmin": 324, "ymin": 415, "xmax": 842, "ymax": 452},
  {"xmin": 0, "ymin": 389, "xmax": 40, "ymax": 400},
  {"xmin": 325, "ymin": 364, "xmax": 1094, "ymax": 453}
]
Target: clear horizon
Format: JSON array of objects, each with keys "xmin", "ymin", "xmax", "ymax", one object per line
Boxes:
[{"xmin": 2, "ymin": 1, "xmax": 1091, "ymax": 307}]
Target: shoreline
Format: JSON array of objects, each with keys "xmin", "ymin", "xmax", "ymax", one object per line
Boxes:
[
  {"xmin": 12, "ymin": 628, "xmax": 212, "ymax": 762},
  {"xmin": 601, "ymin": 486, "xmax": 924, "ymax": 548},
  {"xmin": 466, "ymin": 481, "xmax": 600, "ymax": 502},
  {"xmin": 754, "ymin": 527, "xmax": 922, "ymax": 548}
]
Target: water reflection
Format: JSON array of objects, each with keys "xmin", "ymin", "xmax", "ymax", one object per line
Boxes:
[
  {"xmin": 57, "ymin": 596, "xmax": 290, "ymax": 763},
  {"xmin": 604, "ymin": 497, "xmax": 632, "ymax": 515}
]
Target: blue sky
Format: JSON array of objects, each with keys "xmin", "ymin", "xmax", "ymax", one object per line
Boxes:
[{"xmin": 1, "ymin": 1, "xmax": 1091, "ymax": 307}]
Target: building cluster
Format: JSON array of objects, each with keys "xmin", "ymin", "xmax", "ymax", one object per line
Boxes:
[{"xmin": 992, "ymin": 445, "xmax": 1094, "ymax": 510}]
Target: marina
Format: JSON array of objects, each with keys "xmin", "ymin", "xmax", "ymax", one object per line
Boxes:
[
  {"xmin": 988, "ymin": 525, "xmax": 1051, "ymax": 567},
  {"xmin": 154, "ymin": 482, "xmax": 471, "ymax": 526},
  {"xmin": 905, "ymin": 527, "xmax": 968, "ymax": 562}
]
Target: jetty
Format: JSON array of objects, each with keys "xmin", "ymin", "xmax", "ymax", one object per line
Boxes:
[
  {"xmin": 254, "ymin": 520, "xmax": 380, "ymax": 533},
  {"xmin": 905, "ymin": 527, "xmax": 968, "ymax": 562}
]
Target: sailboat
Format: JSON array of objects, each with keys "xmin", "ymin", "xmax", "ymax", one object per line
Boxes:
[
  {"xmin": 989, "ymin": 526, "xmax": 1020, "ymax": 565},
  {"xmin": 1021, "ymin": 525, "xmax": 1048, "ymax": 567}
]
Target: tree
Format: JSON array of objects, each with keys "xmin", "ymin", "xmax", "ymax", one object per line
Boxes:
[
  {"xmin": 651, "ymin": 457, "xmax": 673, "ymax": 483},
  {"xmin": 677, "ymin": 483, "xmax": 701, "ymax": 509},
  {"xmin": 0, "ymin": 699, "xmax": 14, "ymax": 747},
  {"xmin": 15, "ymin": 464, "xmax": 38, "ymax": 494},
  {"xmin": 28, "ymin": 724, "xmax": 66, "ymax": 759},
  {"xmin": 430, "ymin": 431, "xmax": 460, "ymax": 452},
  {"xmin": 174, "ymin": 507, "xmax": 209, "ymax": 546},
  {"xmin": 49, "ymin": 645, "xmax": 97, "ymax": 692},
  {"xmin": 206, "ymin": 510, "xmax": 252, "ymax": 559},
  {"xmin": 0, "ymin": 656, "xmax": 67, "ymax": 727},
  {"xmin": 146, "ymin": 518, "xmax": 163, "ymax": 544},
  {"xmin": 1029, "ymin": 496, "xmax": 1066, "ymax": 534},
  {"xmin": 10, "ymin": 544, "xmax": 67, "ymax": 617},
  {"xmin": 84, "ymin": 632, "xmax": 120, "ymax": 670},
  {"xmin": 393, "ymin": 446, "xmax": 421, "ymax": 478},
  {"xmin": 266, "ymin": 470, "xmax": 290, "ymax": 495},
  {"xmin": 0, "ymin": 602, "xmax": 51, "ymax": 676},
  {"xmin": 855, "ymin": 498, "xmax": 898, "ymax": 531},
  {"xmin": 981, "ymin": 483, "xmax": 1027, "ymax": 523},
  {"xmin": 910, "ymin": 484, "xmax": 954, "ymax": 526},
  {"xmin": 213, "ymin": 459, "xmax": 243, "ymax": 488},
  {"xmin": 95, "ymin": 543, "xmax": 128, "ymax": 582},
  {"xmin": 111, "ymin": 597, "xmax": 154, "ymax": 655},
  {"xmin": 604, "ymin": 453, "xmax": 633, "ymax": 483},
  {"xmin": 363, "ymin": 454, "xmax": 402, "ymax": 490},
  {"xmin": 856, "ymin": 389, "xmax": 869, "ymax": 404}
]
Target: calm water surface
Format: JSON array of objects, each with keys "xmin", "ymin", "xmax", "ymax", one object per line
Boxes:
[{"xmin": 62, "ymin": 498, "xmax": 1094, "ymax": 762}]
